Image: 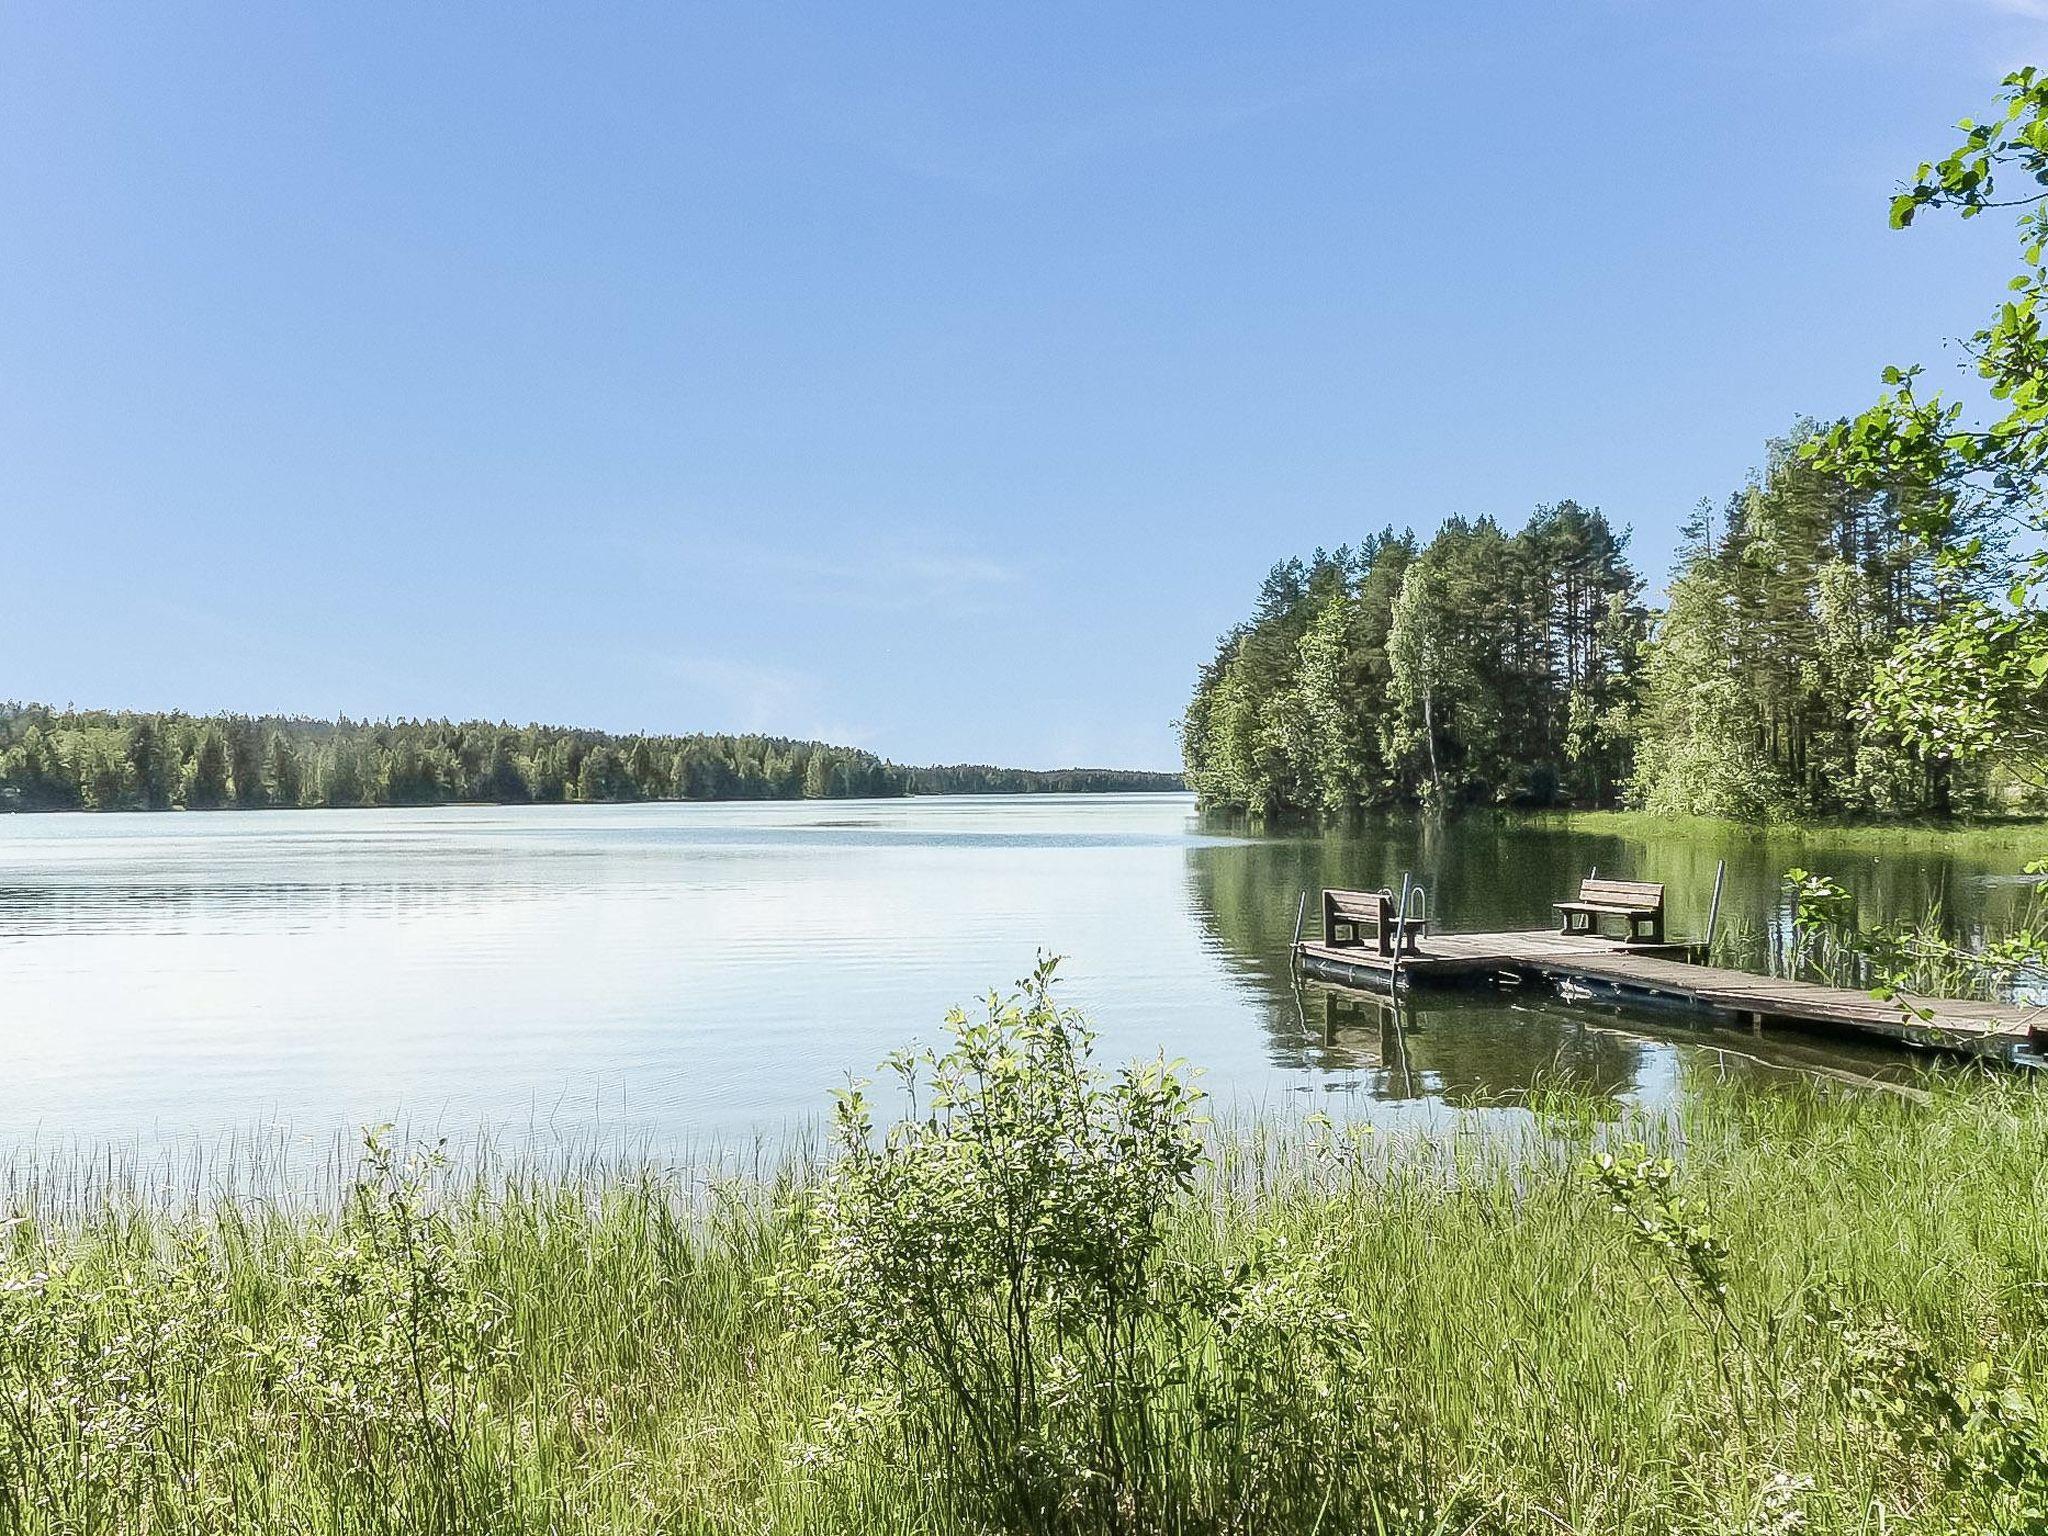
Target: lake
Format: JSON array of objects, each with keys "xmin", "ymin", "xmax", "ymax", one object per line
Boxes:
[{"xmin": 0, "ymin": 794, "xmax": 2032, "ymax": 1155}]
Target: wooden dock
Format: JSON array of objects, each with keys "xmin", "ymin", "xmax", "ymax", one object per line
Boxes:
[{"xmin": 1295, "ymin": 928, "xmax": 2042, "ymax": 1063}]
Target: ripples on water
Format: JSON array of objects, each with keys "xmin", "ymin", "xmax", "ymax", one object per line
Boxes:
[{"xmin": 0, "ymin": 795, "xmax": 2023, "ymax": 1156}]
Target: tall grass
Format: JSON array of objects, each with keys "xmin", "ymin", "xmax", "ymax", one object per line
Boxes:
[{"xmin": 5, "ymin": 1073, "xmax": 2047, "ymax": 1531}]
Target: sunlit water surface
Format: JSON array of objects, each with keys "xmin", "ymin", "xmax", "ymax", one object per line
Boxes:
[{"xmin": 0, "ymin": 795, "xmax": 2030, "ymax": 1159}]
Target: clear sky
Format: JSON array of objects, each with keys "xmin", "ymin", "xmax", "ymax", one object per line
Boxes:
[{"xmin": 2, "ymin": 3, "xmax": 2041, "ymax": 771}]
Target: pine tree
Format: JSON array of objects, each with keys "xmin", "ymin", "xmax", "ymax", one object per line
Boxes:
[
  {"xmin": 267, "ymin": 733, "xmax": 305, "ymax": 807},
  {"xmin": 187, "ymin": 729, "xmax": 232, "ymax": 809}
]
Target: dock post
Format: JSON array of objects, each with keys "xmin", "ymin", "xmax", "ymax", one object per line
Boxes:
[
  {"xmin": 1289, "ymin": 890, "xmax": 1307, "ymax": 974},
  {"xmin": 1705, "ymin": 859, "xmax": 1727, "ymax": 959},
  {"xmin": 1394, "ymin": 872, "xmax": 1414, "ymax": 986}
]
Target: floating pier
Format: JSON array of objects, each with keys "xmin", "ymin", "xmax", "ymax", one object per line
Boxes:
[{"xmin": 1296, "ymin": 924, "xmax": 2042, "ymax": 1065}]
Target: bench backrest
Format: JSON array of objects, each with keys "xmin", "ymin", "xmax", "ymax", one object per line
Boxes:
[
  {"xmin": 1579, "ymin": 878, "xmax": 1664, "ymax": 909},
  {"xmin": 1324, "ymin": 888, "xmax": 1392, "ymax": 923}
]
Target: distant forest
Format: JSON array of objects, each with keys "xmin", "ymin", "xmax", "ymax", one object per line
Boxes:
[
  {"xmin": 0, "ymin": 706, "xmax": 1182, "ymax": 811},
  {"xmin": 1182, "ymin": 423, "xmax": 2033, "ymax": 821}
]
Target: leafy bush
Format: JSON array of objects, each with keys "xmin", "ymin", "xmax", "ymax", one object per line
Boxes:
[
  {"xmin": 261, "ymin": 1130, "xmax": 515, "ymax": 1528},
  {"xmin": 783, "ymin": 958, "xmax": 1431, "ymax": 1532}
]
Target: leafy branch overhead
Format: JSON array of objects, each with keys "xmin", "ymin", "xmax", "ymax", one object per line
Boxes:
[{"xmin": 1809, "ymin": 67, "xmax": 2048, "ymax": 779}]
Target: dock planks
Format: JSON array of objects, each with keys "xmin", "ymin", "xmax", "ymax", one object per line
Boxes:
[{"xmin": 1295, "ymin": 929, "xmax": 2040, "ymax": 1061}]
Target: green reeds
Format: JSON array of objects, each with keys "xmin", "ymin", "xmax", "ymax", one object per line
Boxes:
[{"xmin": 3, "ymin": 1077, "xmax": 2046, "ymax": 1532}]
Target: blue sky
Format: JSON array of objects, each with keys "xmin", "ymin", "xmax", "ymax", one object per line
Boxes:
[{"xmin": 2, "ymin": 3, "xmax": 2041, "ymax": 771}]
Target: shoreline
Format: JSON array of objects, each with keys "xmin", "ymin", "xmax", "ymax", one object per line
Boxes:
[
  {"xmin": 1511, "ymin": 807, "xmax": 2048, "ymax": 854},
  {"xmin": 1192, "ymin": 802, "xmax": 2048, "ymax": 855}
]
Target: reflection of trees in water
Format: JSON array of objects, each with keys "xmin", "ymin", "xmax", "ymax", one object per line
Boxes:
[
  {"xmin": 1181, "ymin": 828, "xmax": 1656, "ymax": 1104},
  {"xmin": 1182, "ymin": 815, "xmax": 2000, "ymax": 1105},
  {"xmin": 1187, "ymin": 813, "xmax": 2023, "ymax": 984},
  {"xmin": 1180, "ymin": 831, "xmax": 1365, "ymax": 1068},
  {"xmin": 1190, "ymin": 810, "xmax": 2018, "ymax": 952}
]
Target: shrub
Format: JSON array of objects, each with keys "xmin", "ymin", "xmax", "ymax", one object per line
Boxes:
[
  {"xmin": 260, "ymin": 1130, "xmax": 516, "ymax": 1530},
  {"xmin": 783, "ymin": 958, "xmax": 1434, "ymax": 1533}
]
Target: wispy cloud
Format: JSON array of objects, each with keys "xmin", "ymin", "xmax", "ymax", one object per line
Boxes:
[
  {"xmin": 802, "ymin": 53, "xmax": 1378, "ymax": 197},
  {"xmin": 644, "ymin": 536, "xmax": 1024, "ymax": 615},
  {"xmin": 875, "ymin": 552, "xmax": 1017, "ymax": 589},
  {"xmin": 1838, "ymin": 0, "xmax": 2048, "ymax": 59},
  {"xmin": 648, "ymin": 653, "xmax": 829, "ymax": 736}
]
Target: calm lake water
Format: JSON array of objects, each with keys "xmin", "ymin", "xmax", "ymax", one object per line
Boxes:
[{"xmin": 0, "ymin": 794, "xmax": 2032, "ymax": 1155}]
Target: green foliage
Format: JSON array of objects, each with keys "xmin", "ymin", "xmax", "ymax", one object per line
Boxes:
[
  {"xmin": 787, "ymin": 959, "xmax": 1208, "ymax": 1527},
  {"xmin": 0, "ymin": 703, "xmax": 1183, "ymax": 814},
  {"xmin": 1184, "ymin": 509, "xmax": 1645, "ymax": 815},
  {"xmin": 1827, "ymin": 1308, "xmax": 2048, "ymax": 1535},
  {"xmin": 1591, "ymin": 1145, "xmax": 1732, "ymax": 1316},
  {"xmin": 783, "ymin": 961, "xmax": 1425, "ymax": 1533},
  {"xmin": 1785, "ymin": 861, "xmax": 2048, "ymax": 1029},
  {"xmin": 1627, "ymin": 428, "xmax": 1970, "ymax": 819},
  {"xmin": 1628, "ymin": 562, "xmax": 1799, "ymax": 822},
  {"xmin": 0, "ymin": 1130, "xmax": 516, "ymax": 1533},
  {"xmin": 1808, "ymin": 67, "xmax": 2048, "ymax": 791},
  {"xmin": 906, "ymin": 765, "xmax": 1188, "ymax": 794},
  {"xmin": 265, "ymin": 1130, "xmax": 516, "ymax": 1527},
  {"xmin": 8, "ymin": 1053, "xmax": 2048, "ymax": 1529},
  {"xmin": 1593, "ymin": 1131, "xmax": 2048, "ymax": 1534},
  {"xmin": 1783, "ymin": 65, "xmax": 2048, "ymax": 1058},
  {"xmin": 184, "ymin": 728, "xmax": 232, "ymax": 810},
  {"xmin": 1186, "ymin": 427, "xmax": 2020, "ymax": 822},
  {"xmin": 1190, "ymin": 61, "xmax": 2048, "ymax": 827}
]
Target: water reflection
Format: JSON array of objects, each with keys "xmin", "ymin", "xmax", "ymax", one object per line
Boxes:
[
  {"xmin": 1293, "ymin": 986, "xmax": 1649, "ymax": 1108},
  {"xmin": 1180, "ymin": 810, "xmax": 2001, "ymax": 1107},
  {"xmin": 0, "ymin": 797, "xmax": 2010, "ymax": 1153}
]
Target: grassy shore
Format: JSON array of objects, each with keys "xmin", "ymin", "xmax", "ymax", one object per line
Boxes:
[
  {"xmin": 5, "ymin": 1067, "xmax": 2048, "ymax": 1533},
  {"xmin": 1513, "ymin": 807, "xmax": 2048, "ymax": 856}
]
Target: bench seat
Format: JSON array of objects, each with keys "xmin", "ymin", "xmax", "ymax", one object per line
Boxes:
[
  {"xmin": 1555, "ymin": 878, "xmax": 1665, "ymax": 944},
  {"xmin": 1322, "ymin": 887, "xmax": 1425, "ymax": 957}
]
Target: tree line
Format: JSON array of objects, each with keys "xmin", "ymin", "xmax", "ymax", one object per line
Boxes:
[
  {"xmin": 0, "ymin": 707, "xmax": 1182, "ymax": 812},
  {"xmin": 902, "ymin": 764, "xmax": 1187, "ymax": 796},
  {"xmin": 1182, "ymin": 501, "xmax": 1645, "ymax": 815},
  {"xmin": 1181, "ymin": 428, "xmax": 2027, "ymax": 821}
]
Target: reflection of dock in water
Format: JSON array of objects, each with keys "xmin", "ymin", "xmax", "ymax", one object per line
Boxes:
[
  {"xmin": 1303, "ymin": 986, "xmax": 1419, "ymax": 1097},
  {"xmin": 1300, "ymin": 978, "xmax": 1936, "ymax": 1104},
  {"xmin": 1298, "ymin": 981, "xmax": 1656, "ymax": 1107},
  {"xmin": 1296, "ymin": 924, "xmax": 2040, "ymax": 1065}
]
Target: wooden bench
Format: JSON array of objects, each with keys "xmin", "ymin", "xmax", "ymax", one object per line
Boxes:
[
  {"xmin": 1323, "ymin": 887, "xmax": 1424, "ymax": 956},
  {"xmin": 1553, "ymin": 877, "xmax": 1665, "ymax": 945}
]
